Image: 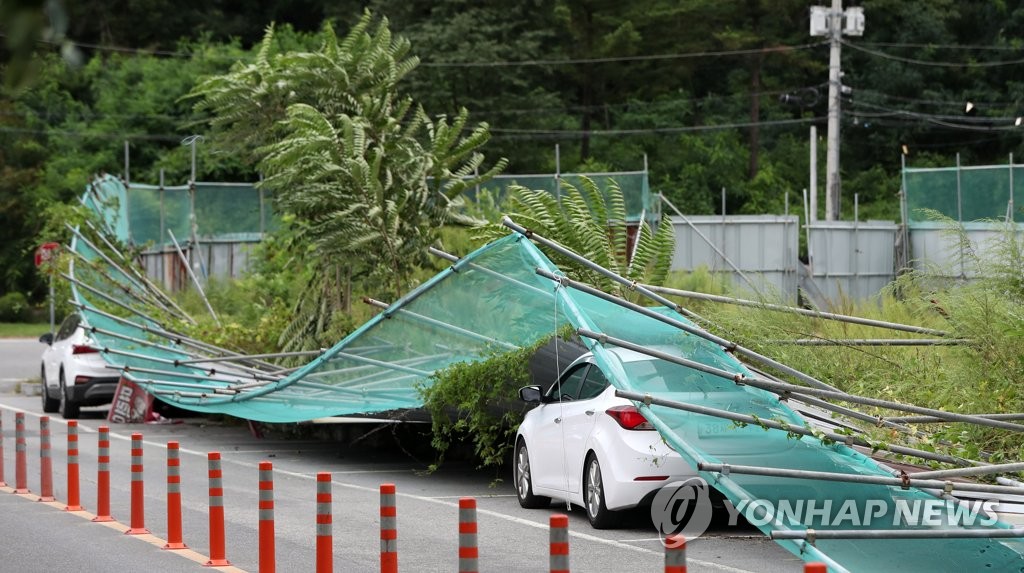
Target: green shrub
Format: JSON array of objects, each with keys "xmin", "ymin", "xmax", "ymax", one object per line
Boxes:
[{"xmin": 0, "ymin": 292, "xmax": 30, "ymax": 322}]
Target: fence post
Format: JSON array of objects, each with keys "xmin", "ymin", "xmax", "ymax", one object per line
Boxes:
[
  {"xmin": 458, "ymin": 497, "xmax": 478, "ymax": 573},
  {"xmin": 550, "ymin": 514, "xmax": 569, "ymax": 573},
  {"xmin": 64, "ymin": 420, "xmax": 83, "ymax": 511},
  {"xmin": 380, "ymin": 483, "xmax": 398, "ymax": 573},
  {"xmin": 163, "ymin": 441, "xmax": 186, "ymax": 549},
  {"xmin": 259, "ymin": 461, "xmax": 275, "ymax": 573},
  {"xmin": 92, "ymin": 426, "xmax": 113, "ymax": 521},
  {"xmin": 316, "ymin": 472, "xmax": 332, "ymax": 573},
  {"xmin": 126, "ymin": 432, "xmax": 149, "ymax": 534},
  {"xmin": 205, "ymin": 451, "xmax": 231, "ymax": 566},
  {"xmin": 14, "ymin": 412, "xmax": 28, "ymax": 493},
  {"xmin": 664, "ymin": 534, "xmax": 686, "ymax": 573}
]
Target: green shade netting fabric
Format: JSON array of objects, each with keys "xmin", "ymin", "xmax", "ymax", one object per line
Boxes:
[{"xmin": 70, "ymin": 214, "xmax": 1024, "ymax": 571}]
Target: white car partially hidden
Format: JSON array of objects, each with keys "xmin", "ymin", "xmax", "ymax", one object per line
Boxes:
[
  {"xmin": 39, "ymin": 312, "xmax": 119, "ymax": 419},
  {"xmin": 514, "ymin": 348, "xmax": 696, "ymax": 528}
]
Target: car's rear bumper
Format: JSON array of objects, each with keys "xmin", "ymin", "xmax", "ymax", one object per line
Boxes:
[
  {"xmin": 595, "ymin": 429, "xmax": 697, "ymax": 511},
  {"xmin": 69, "ymin": 376, "xmax": 119, "ymax": 406}
]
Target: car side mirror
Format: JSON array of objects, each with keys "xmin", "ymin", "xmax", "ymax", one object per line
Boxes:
[
  {"xmin": 519, "ymin": 385, "xmax": 545, "ymax": 404},
  {"xmin": 39, "ymin": 332, "xmax": 54, "ymax": 345}
]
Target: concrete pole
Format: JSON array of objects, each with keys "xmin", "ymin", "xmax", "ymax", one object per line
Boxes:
[{"xmin": 825, "ymin": 0, "xmax": 843, "ymax": 221}]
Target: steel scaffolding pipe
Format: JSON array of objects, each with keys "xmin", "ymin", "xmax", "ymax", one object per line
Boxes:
[
  {"xmin": 771, "ymin": 529, "xmax": 1024, "ymax": 541},
  {"xmin": 614, "ymin": 389, "xmax": 971, "ymax": 467},
  {"xmin": 175, "ymin": 349, "xmax": 327, "ymax": 366},
  {"xmin": 696, "ymin": 462, "xmax": 1024, "ymax": 497},
  {"xmin": 427, "ymin": 247, "xmax": 553, "ymax": 299},
  {"xmin": 885, "ymin": 413, "xmax": 1024, "ymax": 424},
  {"xmin": 530, "ymin": 265, "xmax": 846, "ymax": 395},
  {"xmin": 775, "ymin": 338, "xmax": 965, "ymax": 347},
  {"xmin": 910, "ymin": 462, "xmax": 1024, "ymax": 481},
  {"xmin": 64, "ymin": 272, "xmax": 164, "ymax": 326},
  {"xmin": 642, "ymin": 284, "xmax": 949, "ymax": 337}
]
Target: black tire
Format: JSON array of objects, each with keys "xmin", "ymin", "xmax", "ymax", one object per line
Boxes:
[
  {"xmin": 584, "ymin": 453, "xmax": 618, "ymax": 529},
  {"xmin": 41, "ymin": 366, "xmax": 59, "ymax": 413},
  {"xmin": 58, "ymin": 370, "xmax": 80, "ymax": 420},
  {"xmin": 514, "ymin": 439, "xmax": 550, "ymax": 509}
]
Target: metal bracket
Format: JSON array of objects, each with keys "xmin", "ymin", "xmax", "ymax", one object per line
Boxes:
[
  {"xmin": 721, "ymin": 463, "xmax": 731, "ymax": 477},
  {"xmin": 806, "ymin": 529, "xmax": 816, "ymax": 545},
  {"xmin": 643, "ymin": 393, "xmax": 652, "ymax": 406}
]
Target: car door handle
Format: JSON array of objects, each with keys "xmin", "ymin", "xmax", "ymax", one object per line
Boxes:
[
  {"xmin": 554, "ymin": 417, "xmax": 561, "ymax": 424},
  {"xmin": 585, "ymin": 410, "xmax": 595, "ymax": 416}
]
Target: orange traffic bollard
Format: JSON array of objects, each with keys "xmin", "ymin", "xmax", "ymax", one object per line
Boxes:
[
  {"xmin": 664, "ymin": 534, "xmax": 686, "ymax": 573},
  {"xmin": 13, "ymin": 412, "xmax": 28, "ymax": 493},
  {"xmin": 458, "ymin": 497, "xmax": 478, "ymax": 573},
  {"xmin": 163, "ymin": 441, "xmax": 186, "ymax": 549},
  {"xmin": 126, "ymin": 432, "xmax": 149, "ymax": 534},
  {"xmin": 258, "ymin": 461, "xmax": 275, "ymax": 573},
  {"xmin": 38, "ymin": 416, "xmax": 54, "ymax": 501},
  {"xmin": 550, "ymin": 514, "xmax": 569, "ymax": 573},
  {"xmin": 805, "ymin": 564, "xmax": 828, "ymax": 572},
  {"xmin": 0, "ymin": 412, "xmax": 6, "ymax": 487},
  {"xmin": 380, "ymin": 483, "xmax": 398, "ymax": 573},
  {"xmin": 64, "ymin": 420, "xmax": 83, "ymax": 511},
  {"xmin": 92, "ymin": 426, "xmax": 114, "ymax": 522},
  {"xmin": 205, "ymin": 452, "xmax": 231, "ymax": 567},
  {"xmin": 316, "ymin": 472, "xmax": 332, "ymax": 573}
]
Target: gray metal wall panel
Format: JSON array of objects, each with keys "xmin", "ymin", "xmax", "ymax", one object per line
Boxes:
[
  {"xmin": 807, "ymin": 221, "xmax": 898, "ymax": 303},
  {"xmin": 909, "ymin": 222, "xmax": 1015, "ymax": 278},
  {"xmin": 669, "ymin": 215, "xmax": 799, "ymax": 300}
]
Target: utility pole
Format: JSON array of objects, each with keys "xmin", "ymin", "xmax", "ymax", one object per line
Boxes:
[{"xmin": 810, "ymin": 2, "xmax": 864, "ymax": 220}]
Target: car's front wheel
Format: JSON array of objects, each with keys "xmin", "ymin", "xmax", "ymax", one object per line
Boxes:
[
  {"xmin": 514, "ymin": 439, "xmax": 550, "ymax": 509},
  {"xmin": 584, "ymin": 453, "xmax": 618, "ymax": 529},
  {"xmin": 58, "ymin": 370, "xmax": 80, "ymax": 420},
  {"xmin": 40, "ymin": 365, "xmax": 59, "ymax": 413}
]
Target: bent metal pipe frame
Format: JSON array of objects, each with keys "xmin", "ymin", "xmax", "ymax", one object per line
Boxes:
[
  {"xmin": 613, "ymin": 388, "xmax": 973, "ymax": 468},
  {"xmin": 696, "ymin": 461, "xmax": 1024, "ymax": 497}
]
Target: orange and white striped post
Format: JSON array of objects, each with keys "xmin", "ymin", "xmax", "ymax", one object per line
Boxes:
[
  {"xmin": 205, "ymin": 451, "xmax": 231, "ymax": 567},
  {"xmin": 92, "ymin": 426, "xmax": 114, "ymax": 522},
  {"xmin": 38, "ymin": 416, "xmax": 54, "ymax": 501},
  {"xmin": 64, "ymin": 420, "xmax": 83, "ymax": 511},
  {"xmin": 126, "ymin": 432, "xmax": 149, "ymax": 534},
  {"xmin": 549, "ymin": 514, "xmax": 569, "ymax": 573},
  {"xmin": 458, "ymin": 497, "xmax": 478, "ymax": 573},
  {"xmin": 380, "ymin": 483, "xmax": 398, "ymax": 573},
  {"xmin": 13, "ymin": 412, "xmax": 28, "ymax": 493},
  {"xmin": 163, "ymin": 441, "xmax": 187, "ymax": 549},
  {"xmin": 0, "ymin": 412, "xmax": 6, "ymax": 487},
  {"xmin": 258, "ymin": 461, "xmax": 275, "ymax": 573},
  {"xmin": 315, "ymin": 472, "xmax": 332, "ymax": 573},
  {"xmin": 664, "ymin": 534, "xmax": 686, "ymax": 573},
  {"xmin": 805, "ymin": 564, "xmax": 828, "ymax": 572}
]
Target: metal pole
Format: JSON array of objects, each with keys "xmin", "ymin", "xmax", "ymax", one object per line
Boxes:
[
  {"xmin": 49, "ymin": 272, "xmax": 55, "ymax": 337},
  {"xmin": 124, "ymin": 140, "xmax": 130, "ymax": 183},
  {"xmin": 531, "ymin": 264, "xmax": 845, "ymax": 393},
  {"xmin": 554, "ymin": 144, "xmax": 561, "ymax": 201},
  {"xmin": 772, "ymin": 529, "xmax": 1024, "ymax": 541},
  {"xmin": 168, "ymin": 229, "xmax": 220, "ymax": 326},
  {"xmin": 804, "ymin": 188, "xmax": 814, "ymax": 272},
  {"xmin": 1009, "ymin": 153, "xmax": 1015, "ymax": 223},
  {"xmin": 777, "ymin": 338, "xmax": 963, "ymax": 347},
  {"xmin": 614, "ymin": 389, "xmax": 970, "ymax": 467},
  {"xmin": 886, "ymin": 413, "xmax": 1024, "ymax": 424},
  {"xmin": 810, "ymin": 126, "xmax": 818, "ymax": 222},
  {"xmin": 696, "ymin": 461, "xmax": 1024, "ymax": 497},
  {"xmin": 657, "ymin": 194, "xmax": 761, "ymax": 294},
  {"xmin": 825, "ymin": 0, "xmax": 843, "ymax": 221},
  {"xmin": 640, "ymin": 285, "xmax": 947, "ymax": 336},
  {"xmin": 956, "ymin": 153, "xmax": 964, "ymax": 277},
  {"xmin": 900, "ymin": 153, "xmax": 909, "ymax": 267},
  {"xmin": 160, "ymin": 169, "xmax": 167, "ymax": 287},
  {"xmin": 910, "ymin": 462, "xmax": 1024, "ymax": 481}
]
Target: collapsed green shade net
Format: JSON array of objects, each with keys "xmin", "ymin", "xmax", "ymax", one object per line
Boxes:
[{"xmin": 71, "ymin": 188, "xmax": 1023, "ymax": 573}]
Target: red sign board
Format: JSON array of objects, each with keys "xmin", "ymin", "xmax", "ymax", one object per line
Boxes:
[{"xmin": 34, "ymin": 242, "xmax": 60, "ymax": 267}]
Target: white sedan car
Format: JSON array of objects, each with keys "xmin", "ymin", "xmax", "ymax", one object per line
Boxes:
[
  {"xmin": 514, "ymin": 348, "xmax": 696, "ymax": 528},
  {"xmin": 39, "ymin": 313, "xmax": 119, "ymax": 419}
]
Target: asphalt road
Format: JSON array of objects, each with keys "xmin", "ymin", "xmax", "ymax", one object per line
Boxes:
[{"xmin": 0, "ymin": 338, "xmax": 802, "ymax": 573}]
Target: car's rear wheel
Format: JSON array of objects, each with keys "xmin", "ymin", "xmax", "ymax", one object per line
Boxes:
[
  {"xmin": 40, "ymin": 365, "xmax": 59, "ymax": 413},
  {"xmin": 58, "ymin": 371, "xmax": 80, "ymax": 420},
  {"xmin": 584, "ymin": 453, "xmax": 617, "ymax": 529},
  {"xmin": 514, "ymin": 440, "xmax": 550, "ymax": 509}
]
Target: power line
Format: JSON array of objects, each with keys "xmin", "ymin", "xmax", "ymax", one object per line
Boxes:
[
  {"xmin": 489, "ymin": 117, "xmax": 822, "ymax": 137},
  {"xmin": 843, "ymin": 39, "xmax": 1024, "ymax": 68},
  {"xmin": 859, "ymin": 41, "xmax": 1024, "ymax": 52}
]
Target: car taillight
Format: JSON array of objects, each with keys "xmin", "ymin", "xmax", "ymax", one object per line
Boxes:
[
  {"xmin": 72, "ymin": 344, "xmax": 99, "ymax": 355},
  {"xmin": 605, "ymin": 405, "xmax": 655, "ymax": 430}
]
